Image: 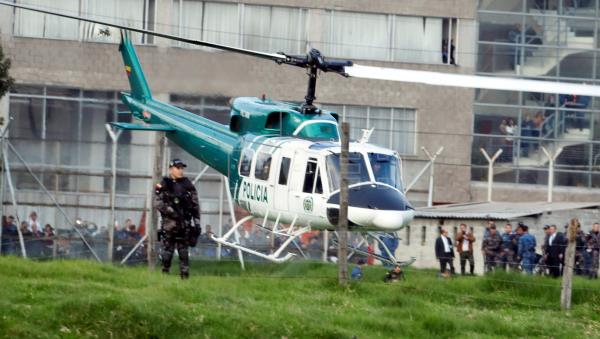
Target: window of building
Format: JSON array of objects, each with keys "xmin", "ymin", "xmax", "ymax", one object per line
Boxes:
[
  {"xmin": 421, "ymin": 225, "xmax": 427, "ymax": 246},
  {"xmin": 405, "ymin": 225, "xmax": 411, "ymax": 246},
  {"xmin": 13, "ymin": 0, "xmax": 151, "ymax": 43},
  {"xmin": 278, "ymin": 157, "xmax": 291, "ymax": 185},
  {"xmin": 8, "ymin": 85, "xmax": 146, "ymax": 193},
  {"xmin": 243, "ymin": 5, "xmax": 306, "ymax": 54},
  {"xmin": 254, "ymin": 152, "xmax": 272, "ymax": 180},
  {"xmin": 322, "ymin": 104, "xmax": 417, "ymax": 155},
  {"xmin": 169, "ymin": 94, "xmax": 231, "ymax": 124}
]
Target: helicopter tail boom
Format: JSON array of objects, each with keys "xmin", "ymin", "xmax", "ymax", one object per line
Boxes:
[{"xmin": 119, "ymin": 31, "xmax": 152, "ymax": 102}]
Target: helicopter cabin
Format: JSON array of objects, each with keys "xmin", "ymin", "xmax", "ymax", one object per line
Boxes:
[{"xmin": 228, "ymin": 97, "xmax": 340, "ymax": 141}]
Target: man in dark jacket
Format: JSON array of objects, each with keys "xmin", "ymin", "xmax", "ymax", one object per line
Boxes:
[
  {"xmin": 544, "ymin": 225, "xmax": 565, "ymax": 278},
  {"xmin": 435, "ymin": 228, "xmax": 455, "ymax": 276}
]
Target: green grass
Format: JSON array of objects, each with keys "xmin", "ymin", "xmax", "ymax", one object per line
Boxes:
[{"xmin": 1, "ymin": 257, "xmax": 600, "ymax": 338}]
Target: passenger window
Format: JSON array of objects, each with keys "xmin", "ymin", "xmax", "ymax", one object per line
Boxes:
[
  {"xmin": 239, "ymin": 149, "xmax": 253, "ymax": 177},
  {"xmin": 278, "ymin": 157, "xmax": 291, "ymax": 185},
  {"xmin": 314, "ymin": 169, "xmax": 323, "ymax": 194},
  {"xmin": 254, "ymin": 152, "xmax": 272, "ymax": 180},
  {"xmin": 303, "ymin": 160, "xmax": 317, "ymax": 193}
]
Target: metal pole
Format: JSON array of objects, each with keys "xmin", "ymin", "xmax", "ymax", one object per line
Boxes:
[
  {"xmin": 148, "ymin": 132, "xmax": 165, "ymax": 270},
  {"xmin": 224, "ymin": 176, "xmax": 245, "ymax": 270},
  {"xmin": 0, "ymin": 120, "xmax": 10, "ymax": 255},
  {"xmin": 421, "ymin": 147, "xmax": 444, "ymax": 207},
  {"xmin": 3, "ymin": 146, "xmax": 26, "ymax": 258},
  {"xmin": 6, "ymin": 141, "xmax": 101, "ymax": 261},
  {"xmin": 217, "ymin": 175, "xmax": 223, "ymax": 260},
  {"xmin": 338, "ymin": 122, "xmax": 349, "ymax": 286},
  {"xmin": 541, "ymin": 146, "xmax": 563, "ymax": 203},
  {"xmin": 192, "ymin": 165, "xmax": 210, "ymax": 185},
  {"xmin": 322, "ymin": 230, "xmax": 329, "ymax": 262},
  {"xmin": 480, "ymin": 148, "xmax": 503, "ymax": 202},
  {"xmin": 105, "ymin": 124, "xmax": 122, "ymax": 263}
]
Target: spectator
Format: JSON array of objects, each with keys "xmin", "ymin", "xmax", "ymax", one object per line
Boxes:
[
  {"xmin": 1, "ymin": 216, "xmax": 18, "ymax": 254},
  {"xmin": 351, "ymin": 259, "xmax": 365, "ymax": 280},
  {"xmin": 544, "ymin": 225, "xmax": 565, "ymax": 278},
  {"xmin": 198, "ymin": 224, "xmax": 216, "ymax": 257},
  {"xmin": 521, "ymin": 114, "xmax": 534, "ymax": 157},
  {"xmin": 126, "ymin": 224, "xmax": 141, "ymax": 241},
  {"xmin": 455, "ymin": 223, "xmax": 476, "ymax": 275},
  {"xmin": 517, "ymin": 223, "xmax": 537, "ymax": 274},
  {"xmin": 442, "ymin": 39, "xmax": 448, "ymax": 64},
  {"xmin": 500, "ymin": 223, "xmax": 518, "ymax": 271},
  {"xmin": 384, "ymin": 265, "xmax": 405, "ymax": 283},
  {"xmin": 540, "ymin": 225, "xmax": 552, "ymax": 275},
  {"xmin": 508, "ymin": 24, "xmax": 524, "ymax": 70},
  {"xmin": 586, "ymin": 223, "xmax": 600, "ymax": 279},
  {"xmin": 20, "ymin": 221, "xmax": 31, "ymax": 237},
  {"xmin": 27, "ymin": 211, "xmax": 41, "ymax": 233},
  {"xmin": 482, "ymin": 224, "xmax": 502, "ymax": 273},
  {"xmin": 483, "ymin": 220, "xmax": 495, "ymax": 240},
  {"xmin": 435, "ymin": 228, "xmax": 455, "ymax": 276}
]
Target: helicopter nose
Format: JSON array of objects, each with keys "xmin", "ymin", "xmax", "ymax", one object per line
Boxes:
[{"xmin": 326, "ymin": 183, "xmax": 414, "ymax": 231}]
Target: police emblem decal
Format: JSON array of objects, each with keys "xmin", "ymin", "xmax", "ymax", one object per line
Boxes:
[{"xmin": 303, "ymin": 197, "xmax": 313, "ymax": 213}]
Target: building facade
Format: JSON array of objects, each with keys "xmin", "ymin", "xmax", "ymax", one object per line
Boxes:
[
  {"xmin": 0, "ymin": 0, "xmax": 478, "ymax": 232},
  {"xmin": 0, "ymin": 0, "xmax": 598, "ymax": 241}
]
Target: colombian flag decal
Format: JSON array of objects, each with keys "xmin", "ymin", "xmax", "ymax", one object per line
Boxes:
[{"xmin": 125, "ymin": 65, "xmax": 131, "ymax": 76}]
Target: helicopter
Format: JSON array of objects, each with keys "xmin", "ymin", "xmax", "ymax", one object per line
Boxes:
[{"xmin": 3, "ymin": 1, "xmax": 600, "ymax": 264}]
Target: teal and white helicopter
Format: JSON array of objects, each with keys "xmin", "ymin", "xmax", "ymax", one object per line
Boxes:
[{"xmin": 3, "ymin": 1, "xmax": 600, "ymax": 265}]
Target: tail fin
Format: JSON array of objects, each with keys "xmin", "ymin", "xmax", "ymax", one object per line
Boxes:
[{"xmin": 119, "ymin": 31, "xmax": 152, "ymax": 101}]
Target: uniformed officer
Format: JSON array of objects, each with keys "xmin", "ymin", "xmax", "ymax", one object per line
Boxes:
[
  {"xmin": 500, "ymin": 223, "xmax": 518, "ymax": 271},
  {"xmin": 517, "ymin": 223, "xmax": 537, "ymax": 274},
  {"xmin": 154, "ymin": 158, "xmax": 200, "ymax": 279},
  {"xmin": 482, "ymin": 224, "xmax": 502, "ymax": 273}
]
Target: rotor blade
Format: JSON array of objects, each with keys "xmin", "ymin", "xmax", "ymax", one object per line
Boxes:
[
  {"xmin": 345, "ymin": 64, "xmax": 600, "ymax": 97},
  {"xmin": 0, "ymin": 0, "xmax": 287, "ymax": 62}
]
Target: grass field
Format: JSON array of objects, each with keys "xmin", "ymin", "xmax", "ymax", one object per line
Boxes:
[{"xmin": 1, "ymin": 257, "xmax": 600, "ymax": 338}]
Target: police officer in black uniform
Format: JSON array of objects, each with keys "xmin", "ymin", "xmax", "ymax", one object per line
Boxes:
[{"xmin": 154, "ymin": 158, "xmax": 200, "ymax": 279}]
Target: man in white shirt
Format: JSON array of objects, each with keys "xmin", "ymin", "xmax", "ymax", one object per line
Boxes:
[{"xmin": 26, "ymin": 211, "xmax": 41, "ymax": 233}]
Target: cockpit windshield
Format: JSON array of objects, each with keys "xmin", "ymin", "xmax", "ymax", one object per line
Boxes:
[
  {"xmin": 296, "ymin": 122, "xmax": 339, "ymax": 141},
  {"xmin": 368, "ymin": 153, "xmax": 403, "ymax": 191},
  {"xmin": 326, "ymin": 152, "xmax": 371, "ymax": 191}
]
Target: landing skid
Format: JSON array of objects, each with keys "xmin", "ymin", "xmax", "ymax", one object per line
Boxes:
[
  {"xmin": 333, "ymin": 231, "xmax": 416, "ymax": 267},
  {"xmin": 211, "ymin": 214, "xmax": 310, "ymax": 263}
]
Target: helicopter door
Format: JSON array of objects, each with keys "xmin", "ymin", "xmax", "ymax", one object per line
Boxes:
[
  {"xmin": 274, "ymin": 155, "xmax": 291, "ymax": 212},
  {"xmin": 290, "ymin": 156, "xmax": 324, "ymax": 221}
]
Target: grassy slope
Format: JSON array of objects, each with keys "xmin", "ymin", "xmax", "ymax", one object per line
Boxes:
[{"xmin": 0, "ymin": 257, "xmax": 600, "ymax": 338}]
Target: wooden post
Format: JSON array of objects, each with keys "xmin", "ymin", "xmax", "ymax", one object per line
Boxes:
[
  {"xmin": 338, "ymin": 122, "xmax": 349, "ymax": 286},
  {"xmin": 148, "ymin": 133, "xmax": 165, "ymax": 270},
  {"xmin": 561, "ymin": 218, "xmax": 578, "ymax": 310}
]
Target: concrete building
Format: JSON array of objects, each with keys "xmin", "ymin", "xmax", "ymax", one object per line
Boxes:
[{"xmin": 0, "ymin": 0, "xmax": 597, "ymax": 241}]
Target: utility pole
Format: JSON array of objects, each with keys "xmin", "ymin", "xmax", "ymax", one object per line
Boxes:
[
  {"xmin": 148, "ymin": 133, "xmax": 165, "ymax": 269},
  {"xmin": 561, "ymin": 218, "xmax": 578, "ymax": 310},
  {"xmin": 338, "ymin": 122, "xmax": 349, "ymax": 286}
]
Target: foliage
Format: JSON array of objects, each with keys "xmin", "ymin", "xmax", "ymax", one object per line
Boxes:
[
  {"xmin": 0, "ymin": 257, "xmax": 599, "ymax": 338},
  {"xmin": 0, "ymin": 41, "xmax": 14, "ymax": 100}
]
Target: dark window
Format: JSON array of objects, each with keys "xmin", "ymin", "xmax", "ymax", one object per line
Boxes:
[
  {"xmin": 421, "ymin": 226, "xmax": 427, "ymax": 246},
  {"xmin": 314, "ymin": 169, "xmax": 323, "ymax": 194},
  {"xmin": 303, "ymin": 159, "xmax": 318, "ymax": 193},
  {"xmin": 405, "ymin": 225, "xmax": 411, "ymax": 246},
  {"xmin": 254, "ymin": 152, "xmax": 272, "ymax": 180},
  {"xmin": 278, "ymin": 157, "xmax": 291, "ymax": 185},
  {"xmin": 239, "ymin": 149, "xmax": 253, "ymax": 176}
]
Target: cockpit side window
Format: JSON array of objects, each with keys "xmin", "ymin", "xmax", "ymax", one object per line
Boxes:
[
  {"xmin": 368, "ymin": 153, "xmax": 403, "ymax": 190},
  {"xmin": 254, "ymin": 152, "xmax": 272, "ymax": 180},
  {"xmin": 239, "ymin": 149, "xmax": 254, "ymax": 177},
  {"xmin": 326, "ymin": 152, "xmax": 370, "ymax": 191},
  {"xmin": 278, "ymin": 157, "xmax": 291, "ymax": 185},
  {"xmin": 303, "ymin": 158, "xmax": 318, "ymax": 193}
]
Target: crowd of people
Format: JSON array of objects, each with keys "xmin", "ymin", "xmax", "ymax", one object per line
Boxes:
[
  {"xmin": 435, "ymin": 220, "xmax": 600, "ymax": 279},
  {"xmin": 1, "ymin": 212, "xmax": 55, "ymax": 257}
]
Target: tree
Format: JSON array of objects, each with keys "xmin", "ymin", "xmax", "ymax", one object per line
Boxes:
[{"xmin": 0, "ymin": 41, "xmax": 14, "ymax": 100}]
